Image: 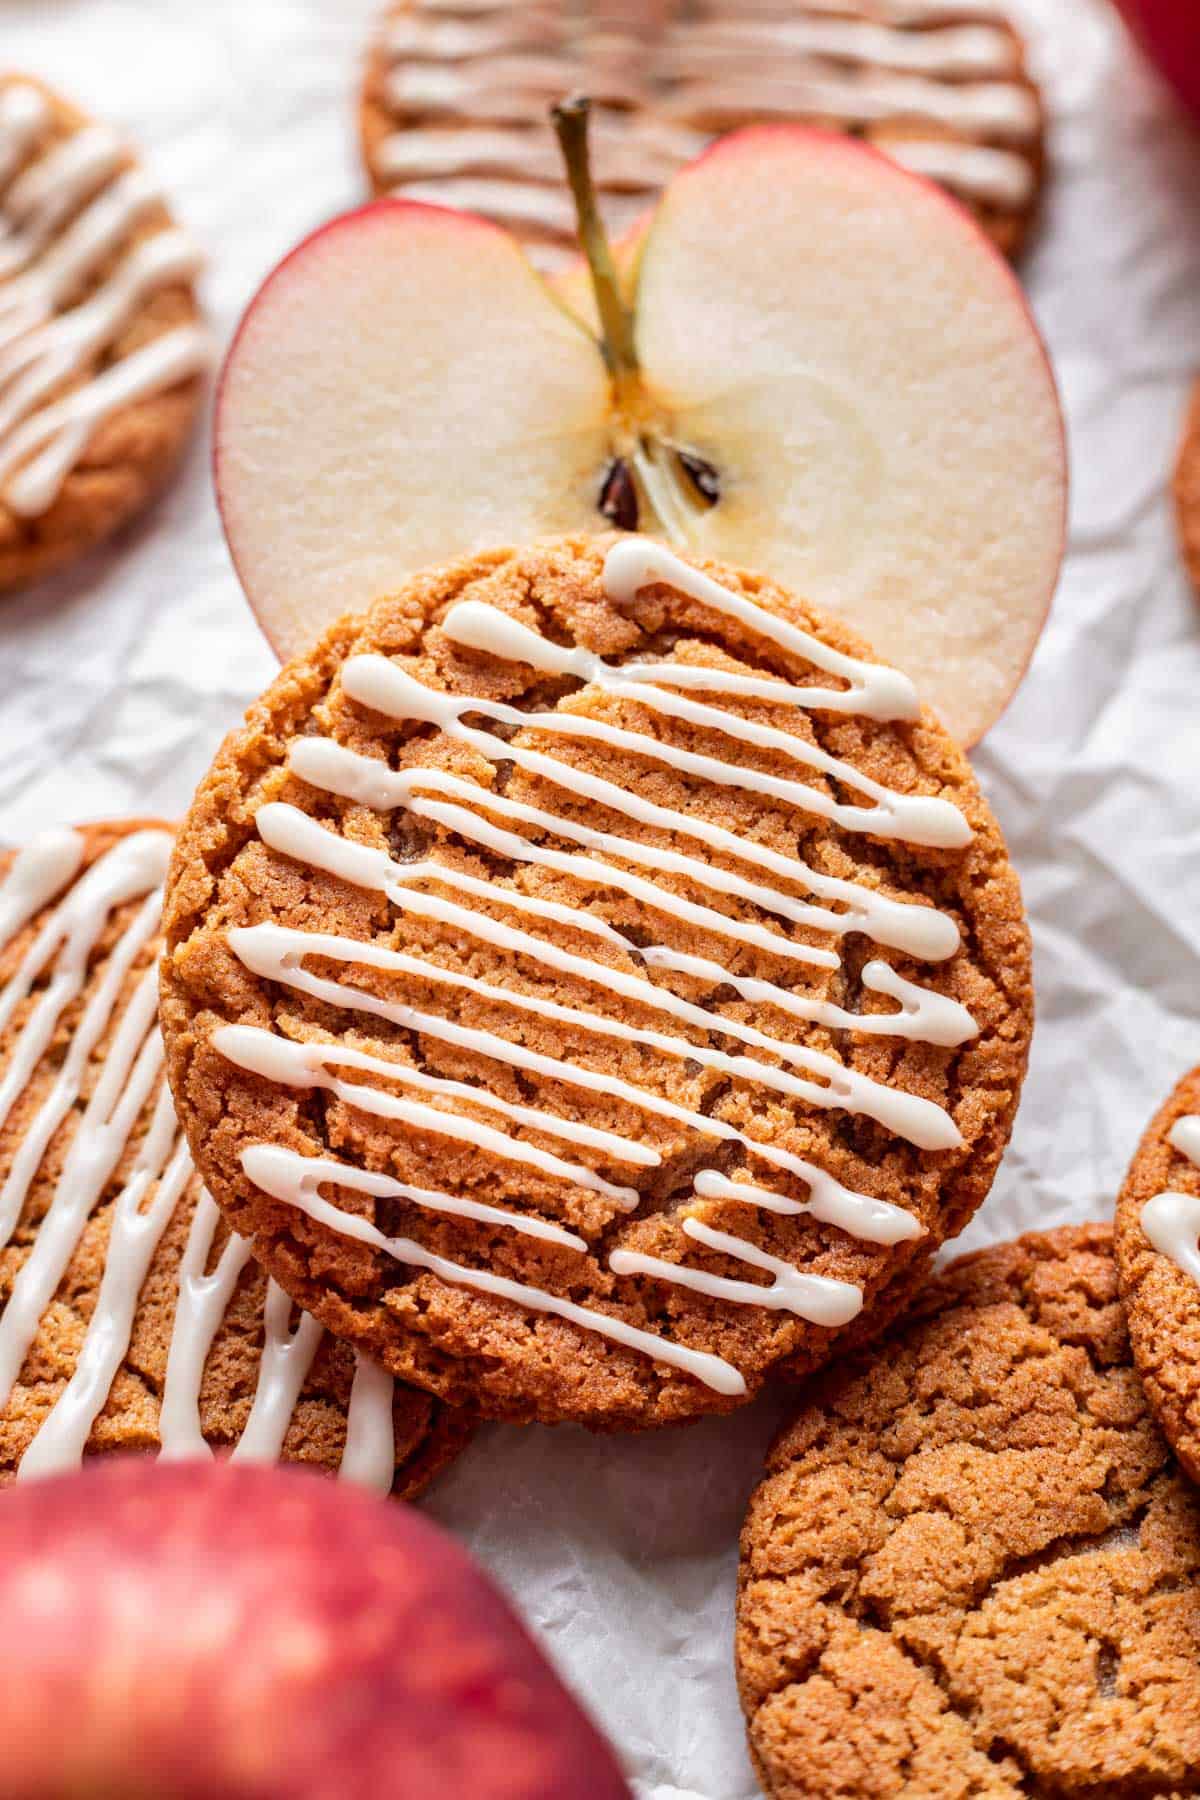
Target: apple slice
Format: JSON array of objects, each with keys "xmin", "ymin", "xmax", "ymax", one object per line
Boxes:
[
  {"xmin": 217, "ymin": 202, "xmax": 612, "ymax": 659},
  {"xmin": 629, "ymin": 126, "xmax": 1066, "ymax": 744},
  {"xmin": 216, "ymin": 110, "xmax": 1065, "ymax": 743}
]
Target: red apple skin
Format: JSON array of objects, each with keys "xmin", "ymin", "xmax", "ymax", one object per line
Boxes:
[
  {"xmin": 0, "ymin": 1460, "xmax": 631, "ymax": 1800},
  {"xmin": 1113, "ymin": 0, "xmax": 1200, "ymax": 119}
]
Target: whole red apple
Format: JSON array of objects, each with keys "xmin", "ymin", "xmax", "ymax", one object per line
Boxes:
[
  {"xmin": 0, "ymin": 1460, "xmax": 631, "ymax": 1800},
  {"xmin": 1113, "ymin": 0, "xmax": 1200, "ymax": 119}
]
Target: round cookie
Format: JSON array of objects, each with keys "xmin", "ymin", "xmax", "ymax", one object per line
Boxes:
[
  {"xmin": 0, "ymin": 819, "xmax": 469, "ymax": 1493},
  {"xmin": 359, "ymin": 0, "xmax": 1045, "ymax": 269},
  {"xmin": 0, "ymin": 75, "xmax": 208, "ymax": 593},
  {"xmin": 161, "ymin": 534, "xmax": 1033, "ymax": 1431},
  {"xmin": 737, "ymin": 1223, "xmax": 1200, "ymax": 1799},
  {"xmin": 1175, "ymin": 379, "xmax": 1200, "ymax": 601},
  {"xmin": 1114, "ymin": 1065, "xmax": 1200, "ymax": 1485}
]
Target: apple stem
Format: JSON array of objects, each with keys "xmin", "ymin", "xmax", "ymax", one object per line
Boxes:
[{"xmin": 552, "ymin": 96, "xmax": 640, "ymax": 399}]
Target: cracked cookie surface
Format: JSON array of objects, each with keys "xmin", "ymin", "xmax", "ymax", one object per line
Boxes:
[
  {"xmin": 0, "ymin": 819, "xmax": 469, "ymax": 1492},
  {"xmin": 737, "ymin": 1222, "xmax": 1200, "ymax": 1798},
  {"xmin": 1115, "ymin": 1065, "xmax": 1200, "ymax": 1486},
  {"xmin": 161, "ymin": 535, "xmax": 1032, "ymax": 1430}
]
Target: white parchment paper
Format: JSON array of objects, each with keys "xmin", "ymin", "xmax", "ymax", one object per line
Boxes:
[{"xmin": 2, "ymin": 3, "xmax": 1199, "ymax": 1793}]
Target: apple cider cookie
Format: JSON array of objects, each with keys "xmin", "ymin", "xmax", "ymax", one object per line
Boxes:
[
  {"xmin": 1175, "ymin": 379, "xmax": 1200, "ymax": 601},
  {"xmin": 0, "ymin": 820, "xmax": 470, "ymax": 1494},
  {"xmin": 359, "ymin": 0, "xmax": 1045, "ymax": 266},
  {"xmin": 1115, "ymin": 1065, "xmax": 1200, "ymax": 1485},
  {"xmin": 0, "ymin": 76, "xmax": 208, "ymax": 593},
  {"xmin": 737, "ymin": 1223, "xmax": 1200, "ymax": 1799},
  {"xmin": 161, "ymin": 535, "xmax": 1033, "ymax": 1431}
]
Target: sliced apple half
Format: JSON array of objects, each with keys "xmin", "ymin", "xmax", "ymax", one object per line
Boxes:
[{"xmin": 216, "ymin": 115, "xmax": 1066, "ymax": 744}]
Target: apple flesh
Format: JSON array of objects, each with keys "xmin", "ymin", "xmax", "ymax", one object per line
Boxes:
[
  {"xmin": 0, "ymin": 1460, "xmax": 631, "ymax": 1800},
  {"xmin": 1113, "ymin": 0, "xmax": 1200, "ymax": 120},
  {"xmin": 216, "ymin": 124, "xmax": 1066, "ymax": 745}
]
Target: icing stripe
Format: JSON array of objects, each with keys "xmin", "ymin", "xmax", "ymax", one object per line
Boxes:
[
  {"xmin": 1140, "ymin": 1114, "xmax": 1200, "ymax": 1288},
  {"xmin": 158, "ymin": 1190, "xmax": 254, "ymax": 1461}
]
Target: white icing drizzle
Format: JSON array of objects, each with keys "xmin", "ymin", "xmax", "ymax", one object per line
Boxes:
[
  {"xmin": 0, "ymin": 79, "xmax": 208, "ymax": 517},
  {"xmin": 1140, "ymin": 1115, "xmax": 1200, "ymax": 1288},
  {"xmin": 341, "ymin": 654, "xmax": 963, "ymax": 849},
  {"xmin": 226, "ymin": 921, "xmax": 922, "ymax": 1225},
  {"xmin": 0, "ymin": 826, "xmax": 83, "ymax": 945},
  {"xmin": 290, "ymin": 738, "xmax": 958, "ymax": 962},
  {"xmin": 158, "ymin": 1188, "xmax": 253, "ymax": 1461},
  {"xmin": 235, "ymin": 850, "xmax": 961, "ymax": 1156},
  {"xmin": 17, "ymin": 1092, "xmax": 192, "ymax": 1483},
  {"xmin": 372, "ymin": 0, "xmax": 1037, "ymax": 248},
  {"xmin": 883, "ymin": 137, "xmax": 1034, "ymax": 210},
  {"xmin": 342, "ymin": 1351, "xmax": 399, "ymax": 1491},
  {"xmin": 215, "ymin": 1022, "xmax": 640, "ymax": 1209},
  {"xmin": 0, "ymin": 830, "xmax": 398, "ymax": 1491},
  {"xmin": 224, "ymin": 542, "xmax": 980, "ymax": 1392},
  {"xmin": 610, "ymin": 1218, "xmax": 862, "ymax": 1327},
  {"xmin": 0, "ymin": 85, "xmax": 48, "ymax": 189},
  {"xmin": 230, "ymin": 1280, "xmax": 325, "ymax": 1465},
  {"xmin": 242, "ymin": 1143, "xmax": 750, "ymax": 1398},
  {"xmin": 663, "ymin": 70, "xmax": 1038, "ymax": 139}
]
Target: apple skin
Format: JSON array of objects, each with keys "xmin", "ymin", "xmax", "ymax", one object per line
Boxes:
[
  {"xmin": 1112, "ymin": 0, "xmax": 1200, "ymax": 120},
  {"xmin": 0, "ymin": 1460, "xmax": 631, "ymax": 1800}
]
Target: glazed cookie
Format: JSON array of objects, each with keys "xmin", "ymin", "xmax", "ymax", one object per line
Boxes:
[
  {"xmin": 161, "ymin": 535, "xmax": 1033, "ymax": 1431},
  {"xmin": 737, "ymin": 1223, "xmax": 1200, "ymax": 1798},
  {"xmin": 1114, "ymin": 1065, "xmax": 1200, "ymax": 1485},
  {"xmin": 0, "ymin": 76, "xmax": 208, "ymax": 593},
  {"xmin": 359, "ymin": 0, "xmax": 1045, "ymax": 267},
  {"xmin": 0, "ymin": 820, "xmax": 469, "ymax": 1493},
  {"xmin": 1175, "ymin": 379, "xmax": 1200, "ymax": 601}
]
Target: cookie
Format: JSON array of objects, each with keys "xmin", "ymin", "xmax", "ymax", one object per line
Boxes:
[
  {"xmin": 737, "ymin": 1223, "xmax": 1200, "ymax": 1798},
  {"xmin": 161, "ymin": 534, "xmax": 1033, "ymax": 1431},
  {"xmin": 0, "ymin": 820, "xmax": 469, "ymax": 1493},
  {"xmin": 1175, "ymin": 379, "xmax": 1200, "ymax": 601},
  {"xmin": 359, "ymin": 0, "xmax": 1045, "ymax": 268},
  {"xmin": 0, "ymin": 75, "xmax": 208, "ymax": 593},
  {"xmin": 1114, "ymin": 1065, "xmax": 1200, "ymax": 1486}
]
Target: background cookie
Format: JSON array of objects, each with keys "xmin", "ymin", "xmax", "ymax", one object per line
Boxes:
[
  {"xmin": 0, "ymin": 819, "xmax": 469, "ymax": 1493},
  {"xmin": 359, "ymin": 0, "xmax": 1045, "ymax": 268},
  {"xmin": 737, "ymin": 1223, "xmax": 1200, "ymax": 1798},
  {"xmin": 1175, "ymin": 379, "xmax": 1200, "ymax": 601},
  {"xmin": 161, "ymin": 535, "xmax": 1033, "ymax": 1431},
  {"xmin": 0, "ymin": 75, "xmax": 208, "ymax": 593},
  {"xmin": 1114, "ymin": 1064, "xmax": 1200, "ymax": 1484}
]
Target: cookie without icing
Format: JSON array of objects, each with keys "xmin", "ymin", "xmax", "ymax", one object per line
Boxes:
[
  {"xmin": 360, "ymin": 0, "xmax": 1045, "ymax": 268},
  {"xmin": 737, "ymin": 1223, "xmax": 1200, "ymax": 1799},
  {"xmin": 161, "ymin": 534, "xmax": 1033, "ymax": 1431},
  {"xmin": 1114, "ymin": 1065, "xmax": 1200, "ymax": 1486},
  {"xmin": 1175, "ymin": 379, "xmax": 1200, "ymax": 602},
  {"xmin": 0, "ymin": 819, "xmax": 469, "ymax": 1494},
  {"xmin": 0, "ymin": 75, "xmax": 207, "ymax": 593}
]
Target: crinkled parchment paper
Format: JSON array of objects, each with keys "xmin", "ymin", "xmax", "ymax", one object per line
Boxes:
[{"xmin": 2, "ymin": 3, "xmax": 1199, "ymax": 1793}]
